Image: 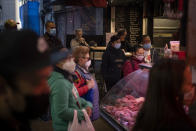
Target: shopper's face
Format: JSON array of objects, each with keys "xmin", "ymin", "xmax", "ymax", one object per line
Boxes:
[
  {"xmin": 47, "ymin": 23, "xmax": 56, "ymax": 33},
  {"xmin": 143, "ymin": 37, "xmax": 151, "ymax": 44},
  {"xmin": 79, "ymin": 53, "xmax": 90, "ymax": 67},
  {"xmin": 136, "ymin": 48, "xmax": 144, "ymax": 55},
  {"xmin": 76, "ymin": 31, "xmax": 83, "ymax": 39},
  {"xmin": 15, "ymin": 66, "xmax": 53, "ymax": 96}
]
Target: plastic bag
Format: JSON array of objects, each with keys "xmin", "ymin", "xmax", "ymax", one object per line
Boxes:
[
  {"xmin": 68, "ymin": 110, "xmax": 79, "ymax": 131},
  {"xmin": 68, "ymin": 110, "xmax": 95, "ymax": 131}
]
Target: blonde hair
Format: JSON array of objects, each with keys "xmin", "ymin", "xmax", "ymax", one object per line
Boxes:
[{"xmin": 73, "ymin": 46, "xmax": 90, "ymax": 63}]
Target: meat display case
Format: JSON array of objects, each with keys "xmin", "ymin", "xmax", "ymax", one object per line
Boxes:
[{"xmin": 100, "ymin": 69, "xmax": 149, "ymax": 130}]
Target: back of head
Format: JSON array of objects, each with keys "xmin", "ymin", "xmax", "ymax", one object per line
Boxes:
[{"xmin": 133, "ymin": 58, "xmax": 190, "ymax": 130}]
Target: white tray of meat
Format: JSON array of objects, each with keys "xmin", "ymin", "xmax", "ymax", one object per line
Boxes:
[{"xmin": 102, "ymin": 95, "xmax": 145, "ymax": 130}]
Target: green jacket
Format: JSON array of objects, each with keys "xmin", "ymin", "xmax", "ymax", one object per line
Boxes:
[{"xmin": 48, "ymin": 71, "xmax": 92, "ymax": 131}]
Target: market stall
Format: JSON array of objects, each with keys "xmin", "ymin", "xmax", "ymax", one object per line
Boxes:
[{"xmin": 100, "ymin": 69, "xmax": 149, "ymax": 130}]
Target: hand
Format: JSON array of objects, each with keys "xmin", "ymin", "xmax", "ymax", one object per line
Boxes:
[
  {"xmin": 87, "ymin": 79, "xmax": 95, "ymax": 90},
  {"xmin": 122, "ymin": 49, "xmax": 126, "ymax": 54},
  {"xmin": 86, "ymin": 107, "xmax": 92, "ymax": 117},
  {"xmin": 79, "ymin": 38, "xmax": 85, "ymax": 43}
]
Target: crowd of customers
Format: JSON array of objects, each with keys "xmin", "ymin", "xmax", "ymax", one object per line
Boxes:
[{"xmin": 0, "ymin": 19, "xmax": 195, "ymax": 131}]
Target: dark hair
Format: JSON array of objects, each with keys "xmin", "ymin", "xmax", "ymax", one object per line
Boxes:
[
  {"xmin": 133, "ymin": 59, "xmax": 195, "ymax": 130},
  {"xmin": 0, "ymin": 30, "xmax": 41, "ymax": 87},
  {"xmin": 107, "ymin": 35, "xmax": 120, "ymax": 47},
  {"xmin": 142, "ymin": 35, "xmax": 150, "ymax": 40},
  {"xmin": 4, "ymin": 20, "xmax": 17, "ymax": 31},
  {"xmin": 133, "ymin": 44, "xmax": 143, "ymax": 53},
  {"xmin": 117, "ymin": 29, "xmax": 127, "ymax": 37},
  {"xmin": 110, "ymin": 35, "xmax": 120, "ymax": 43}
]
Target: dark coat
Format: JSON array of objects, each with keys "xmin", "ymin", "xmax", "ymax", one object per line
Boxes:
[
  {"xmin": 101, "ymin": 45, "xmax": 126, "ymax": 90},
  {"xmin": 44, "ymin": 32, "xmax": 62, "ymax": 51}
]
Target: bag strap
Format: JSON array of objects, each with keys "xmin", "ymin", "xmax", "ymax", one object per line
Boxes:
[{"xmin": 72, "ymin": 87, "xmax": 81, "ymax": 109}]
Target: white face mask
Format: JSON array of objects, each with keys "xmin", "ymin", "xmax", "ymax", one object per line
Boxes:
[
  {"xmin": 50, "ymin": 28, "xmax": 56, "ymax": 36},
  {"xmin": 62, "ymin": 58, "xmax": 76, "ymax": 73},
  {"xmin": 135, "ymin": 55, "xmax": 144, "ymax": 61},
  {"xmin": 85, "ymin": 60, "xmax": 91, "ymax": 69}
]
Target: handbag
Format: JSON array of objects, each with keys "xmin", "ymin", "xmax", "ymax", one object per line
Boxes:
[{"xmin": 68, "ymin": 110, "xmax": 95, "ymax": 131}]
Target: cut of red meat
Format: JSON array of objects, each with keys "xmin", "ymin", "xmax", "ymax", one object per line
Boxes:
[{"xmin": 104, "ymin": 95, "xmax": 145, "ymax": 130}]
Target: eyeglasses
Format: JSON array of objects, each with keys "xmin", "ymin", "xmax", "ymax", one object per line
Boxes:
[{"xmin": 82, "ymin": 57, "xmax": 91, "ymax": 60}]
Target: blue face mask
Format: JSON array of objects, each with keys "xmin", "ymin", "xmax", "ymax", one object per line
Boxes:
[
  {"xmin": 114, "ymin": 43, "xmax": 121, "ymax": 49},
  {"xmin": 143, "ymin": 43, "xmax": 151, "ymax": 50},
  {"xmin": 50, "ymin": 28, "xmax": 56, "ymax": 36}
]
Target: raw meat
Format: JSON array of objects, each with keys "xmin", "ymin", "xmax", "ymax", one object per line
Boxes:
[{"xmin": 103, "ymin": 95, "xmax": 145, "ymax": 130}]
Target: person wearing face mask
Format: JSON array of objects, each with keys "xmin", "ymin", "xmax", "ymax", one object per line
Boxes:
[
  {"xmin": 44, "ymin": 21, "xmax": 62, "ymax": 51},
  {"xmin": 73, "ymin": 46, "xmax": 99, "ymax": 121},
  {"xmin": 48, "ymin": 47, "xmax": 93, "ymax": 131},
  {"xmin": 101, "ymin": 35, "xmax": 126, "ymax": 91},
  {"xmin": 117, "ymin": 29, "xmax": 133, "ymax": 52},
  {"xmin": 70, "ymin": 28, "xmax": 89, "ymax": 50},
  {"xmin": 0, "ymin": 30, "xmax": 58, "ymax": 131},
  {"xmin": 142, "ymin": 35, "xmax": 160, "ymax": 63},
  {"xmin": 122, "ymin": 44, "xmax": 145, "ymax": 77}
]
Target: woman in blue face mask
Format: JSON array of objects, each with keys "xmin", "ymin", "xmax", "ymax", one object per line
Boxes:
[{"xmin": 101, "ymin": 35, "xmax": 126, "ymax": 91}]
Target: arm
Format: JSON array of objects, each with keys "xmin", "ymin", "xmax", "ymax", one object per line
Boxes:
[
  {"xmin": 79, "ymin": 97, "xmax": 93, "ymax": 109},
  {"xmin": 51, "ymin": 80, "xmax": 84, "ymax": 121},
  {"xmin": 74, "ymin": 71, "xmax": 89, "ymax": 96}
]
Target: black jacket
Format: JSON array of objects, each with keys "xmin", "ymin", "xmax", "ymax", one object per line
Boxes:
[
  {"xmin": 121, "ymin": 41, "xmax": 133, "ymax": 52},
  {"xmin": 44, "ymin": 32, "xmax": 62, "ymax": 51},
  {"xmin": 101, "ymin": 45, "xmax": 126, "ymax": 87}
]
